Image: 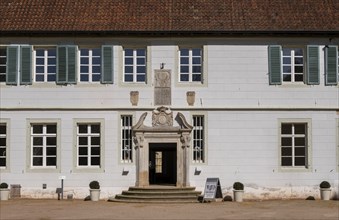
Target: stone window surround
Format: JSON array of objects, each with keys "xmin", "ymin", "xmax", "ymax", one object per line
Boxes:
[{"xmin": 25, "ymin": 118, "xmax": 61, "ymax": 173}]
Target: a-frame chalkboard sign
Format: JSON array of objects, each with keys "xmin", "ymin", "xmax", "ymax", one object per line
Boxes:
[{"xmin": 203, "ymin": 178, "xmax": 223, "ymax": 202}]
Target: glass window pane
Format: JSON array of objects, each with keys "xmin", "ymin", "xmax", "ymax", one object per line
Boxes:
[
  {"xmin": 79, "ymin": 137, "xmax": 88, "ymax": 145},
  {"xmin": 295, "ymin": 147, "xmax": 305, "ymax": 156},
  {"xmin": 283, "ymin": 57, "xmax": 291, "ymax": 64},
  {"xmin": 46, "ymin": 125, "xmax": 56, "ymax": 134},
  {"xmin": 35, "ymin": 75, "xmax": 44, "ymax": 82},
  {"xmin": 48, "ymin": 58, "xmax": 56, "ymax": 65},
  {"xmin": 80, "ymin": 74, "xmax": 89, "ymax": 82},
  {"xmin": 294, "ymin": 66, "xmax": 303, "ymax": 73},
  {"xmin": 193, "ymin": 57, "xmax": 201, "ymax": 64},
  {"xmin": 295, "ymin": 124, "xmax": 306, "ymax": 134},
  {"xmin": 282, "ymin": 48, "xmax": 291, "ymax": 56},
  {"xmin": 192, "ymin": 74, "xmax": 201, "ymax": 82},
  {"xmin": 78, "ymin": 157, "xmax": 87, "ymax": 166},
  {"xmin": 125, "ymin": 58, "xmax": 133, "ymax": 65},
  {"xmin": 0, "ymin": 138, "xmax": 6, "ymax": 146},
  {"xmin": 281, "ymin": 137, "xmax": 292, "ymax": 146},
  {"xmin": 281, "ymin": 124, "xmax": 292, "ymax": 134},
  {"xmin": 91, "ymin": 157, "xmax": 100, "ymax": 166},
  {"xmin": 295, "ymin": 74, "xmax": 304, "ymax": 82},
  {"xmin": 46, "ymin": 137, "xmax": 56, "ymax": 146},
  {"xmin": 36, "ymin": 49, "xmax": 44, "ymax": 56},
  {"xmin": 295, "ymin": 57, "xmax": 303, "ymax": 64},
  {"xmin": 295, "ymin": 137, "xmax": 305, "ymax": 146},
  {"xmin": 48, "ymin": 49, "xmax": 56, "ymax": 56},
  {"xmin": 294, "ymin": 48, "xmax": 303, "ymax": 56},
  {"xmin": 0, "ymin": 125, "xmax": 6, "ymax": 134},
  {"xmin": 78, "ymin": 125, "xmax": 88, "ymax": 133},
  {"xmin": 91, "ymin": 137, "xmax": 100, "ymax": 145},
  {"xmin": 46, "ymin": 147, "xmax": 56, "ymax": 156},
  {"xmin": 92, "ymin": 66, "xmax": 100, "ymax": 73},
  {"xmin": 281, "ymin": 147, "xmax": 292, "ymax": 156},
  {"xmin": 36, "ymin": 58, "xmax": 44, "ymax": 65},
  {"xmin": 283, "ymin": 74, "xmax": 291, "ymax": 82},
  {"xmin": 124, "ymin": 66, "xmax": 133, "ymax": 73},
  {"xmin": 92, "ymin": 74, "xmax": 100, "ymax": 82},
  {"xmin": 180, "ymin": 74, "xmax": 189, "ymax": 81},
  {"xmin": 281, "ymin": 157, "xmax": 292, "ymax": 166},
  {"xmin": 180, "ymin": 57, "xmax": 189, "ymax": 64},
  {"xmin": 92, "ymin": 57, "xmax": 101, "ymax": 65},
  {"xmin": 33, "ymin": 137, "xmax": 43, "ymax": 146},
  {"xmin": 136, "ymin": 74, "xmax": 145, "ymax": 82},
  {"xmin": 80, "ymin": 66, "xmax": 89, "ymax": 73},
  {"xmin": 92, "ymin": 49, "xmax": 101, "ymax": 56},
  {"xmin": 79, "ymin": 147, "xmax": 88, "ymax": 155},
  {"xmin": 180, "ymin": 49, "xmax": 189, "ymax": 56},
  {"xmin": 0, "ymin": 158, "xmax": 6, "ymax": 167},
  {"xmin": 137, "ymin": 66, "xmax": 145, "ymax": 73},
  {"xmin": 192, "ymin": 66, "xmax": 201, "ymax": 73},
  {"xmin": 80, "ymin": 49, "xmax": 89, "ymax": 56},
  {"xmin": 192, "ymin": 48, "xmax": 201, "ymax": 56},
  {"xmin": 136, "ymin": 49, "xmax": 145, "ymax": 56},
  {"xmin": 33, "ymin": 147, "xmax": 42, "ymax": 155},
  {"xmin": 283, "ymin": 66, "xmax": 291, "ymax": 73},
  {"xmin": 80, "ymin": 58, "xmax": 89, "ymax": 64},
  {"xmin": 36, "ymin": 66, "xmax": 44, "ymax": 73},
  {"xmin": 91, "ymin": 147, "xmax": 100, "ymax": 155},
  {"xmin": 124, "ymin": 74, "xmax": 133, "ymax": 82},
  {"xmin": 295, "ymin": 157, "xmax": 305, "ymax": 166},
  {"xmin": 47, "ymin": 74, "xmax": 56, "ymax": 82},
  {"xmin": 124, "ymin": 49, "xmax": 133, "ymax": 56},
  {"xmin": 47, "ymin": 66, "xmax": 56, "ymax": 73},
  {"xmin": 180, "ymin": 66, "xmax": 189, "ymax": 73},
  {"xmin": 137, "ymin": 58, "xmax": 145, "ymax": 65},
  {"xmin": 33, "ymin": 157, "xmax": 43, "ymax": 166},
  {"xmin": 46, "ymin": 157, "xmax": 56, "ymax": 166},
  {"xmin": 91, "ymin": 125, "xmax": 100, "ymax": 133}
]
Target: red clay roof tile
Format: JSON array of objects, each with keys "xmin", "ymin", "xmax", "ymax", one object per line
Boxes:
[{"xmin": 0, "ymin": 0, "xmax": 338, "ymax": 34}]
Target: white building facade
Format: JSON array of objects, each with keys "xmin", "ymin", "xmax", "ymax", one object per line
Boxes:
[{"xmin": 0, "ymin": 1, "xmax": 338, "ymax": 200}]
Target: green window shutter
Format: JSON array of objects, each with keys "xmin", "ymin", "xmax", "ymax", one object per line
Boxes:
[
  {"xmin": 325, "ymin": 46, "xmax": 338, "ymax": 85},
  {"xmin": 306, "ymin": 45, "xmax": 320, "ymax": 85},
  {"xmin": 67, "ymin": 45, "xmax": 77, "ymax": 84},
  {"xmin": 57, "ymin": 46, "xmax": 67, "ymax": 84},
  {"xmin": 6, "ymin": 46, "xmax": 19, "ymax": 85},
  {"xmin": 20, "ymin": 45, "xmax": 32, "ymax": 85},
  {"xmin": 268, "ymin": 45, "xmax": 282, "ymax": 85},
  {"xmin": 101, "ymin": 45, "xmax": 114, "ymax": 84}
]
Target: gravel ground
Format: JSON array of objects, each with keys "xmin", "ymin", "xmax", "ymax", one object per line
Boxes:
[{"xmin": 0, "ymin": 199, "xmax": 338, "ymax": 220}]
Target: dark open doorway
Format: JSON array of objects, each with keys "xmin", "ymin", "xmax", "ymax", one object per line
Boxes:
[{"xmin": 149, "ymin": 143, "xmax": 177, "ymax": 185}]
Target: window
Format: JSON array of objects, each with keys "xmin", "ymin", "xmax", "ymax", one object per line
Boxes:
[
  {"xmin": 192, "ymin": 115, "xmax": 204, "ymax": 163},
  {"xmin": 0, "ymin": 123, "xmax": 7, "ymax": 168},
  {"xmin": 155, "ymin": 151, "xmax": 162, "ymax": 173},
  {"xmin": 282, "ymin": 48, "xmax": 304, "ymax": 82},
  {"xmin": 0, "ymin": 47, "xmax": 6, "ymax": 83},
  {"xmin": 123, "ymin": 48, "xmax": 146, "ymax": 83},
  {"xmin": 280, "ymin": 123, "xmax": 308, "ymax": 168},
  {"xmin": 179, "ymin": 48, "xmax": 202, "ymax": 82},
  {"xmin": 121, "ymin": 115, "xmax": 133, "ymax": 163},
  {"xmin": 31, "ymin": 124, "xmax": 57, "ymax": 167},
  {"xmin": 269, "ymin": 45, "xmax": 319, "ymax": 85},
  {"xmin": 77, "ymin": 124, "xmax": 101, "ymax": 167},
  {"xmin": 80, "ymin": 48, "xmax": 101, "ymax": 82},
  {"xmin": 35, "ymin": 48, "xmax": 56, "ymax": 82}
]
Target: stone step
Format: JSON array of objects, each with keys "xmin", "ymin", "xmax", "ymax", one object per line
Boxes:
[{"xmin": 111, "ymin": 186, "xmax": 202, "ymax": 203}]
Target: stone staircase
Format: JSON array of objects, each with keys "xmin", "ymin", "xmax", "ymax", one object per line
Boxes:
[{"xmin": 109, "ymin": 186, "xmax": 202, "ymax": 203}]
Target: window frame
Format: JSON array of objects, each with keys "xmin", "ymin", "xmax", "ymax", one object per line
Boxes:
[
  {"xmin": 191, "ymin": 113, "xmax": 208, "ymax": 164},
  {"xmin": 281, "ymin": 47, "xmax": 305, "ymax": 83},
  {"xmin": 123, "ymin": 47, "xmax": 147, "ymax": 83},
  {"xmin": 118, "ymin": 113, "xmax": 135, "ymax": 164},
  {"xmin": 120, "ymin": 114, "xmax": 134, "ymax": 163},
  {"xmin": 278, "ymin": 118, "xmax": 312, "ymax": 172},
  {"xmin": 178, "ymin": 47, "xmax": 203, "ymax": 83},
  {"xmin": 0, "ymin": 47, "xmax": 6, "ymax": 83},
  {"xmin": 26, "ymin": 119, "xmax": 61, "ymax": 173},
  {"xmin": 34, "ymin": 47, "xmax": 57, "ymax": 83},
  {"xmin": 0, "ymin": 119, "xmax": 10, "ymax": 172},
  {"xmin": 78, "ymin": 47, "xmax": 101, "ymax": 83},
  {"xmin": 72, "ymin": 119, "xmax": 105, "ymax": 173}
]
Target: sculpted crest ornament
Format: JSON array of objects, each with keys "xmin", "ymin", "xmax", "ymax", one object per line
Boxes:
[{"xmin": 152, "ymin": 106, "xmax": 173, "ymax": 127}]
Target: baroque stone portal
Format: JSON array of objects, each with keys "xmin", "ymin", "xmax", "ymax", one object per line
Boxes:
[{"xmin": 133, "ymin": 106, "xmax": 192, "ymax": 187}]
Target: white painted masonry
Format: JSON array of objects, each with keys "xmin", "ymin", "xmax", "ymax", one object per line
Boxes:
[{"xmin": 0, "ymin": 36, "xmax": 338, "ymax": 200}]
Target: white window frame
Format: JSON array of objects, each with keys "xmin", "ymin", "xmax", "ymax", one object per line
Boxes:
[
  {"xmin": 73, "ymin": 119, "xmax": 104, "ymax": 173},
  {"xmin": 336, "ymin": 119, "xmax": 339, "ymax": 172},
  {"xmin": 123, "ymin": 48, "xmax": 147, "ymax": 83},
  {"xmin": 0, "ymin": 47, "xmax": 6, "ymax": 83},
  {"xmin": 178, "ymin": 47, "xmax": 203, "ymax": 83},
  {"xmin": 0, "ymin": 119, "xmax": 10, "ymax": 171},
  {"xmin": 282, "ymin": 47, "xmax": 305, "ymax": 83},
  {"xmin": 30, "ymin": 124, "xmax": 57, "ymax": 168},
  {"xmin": 278, "ymin": 119, "xmax": 312, "ymax": 172},
  {"xmin": 34, "ymin": 47, "xmax": 57, "ymax": 82},
  {"xmin": 120, "ymin": 114, "xmax": 133, "ymax": 163},
  {"xmin": 78, "ymin": 47, "xmax": 101, "ymax": 83},
  {"xmin": 26, "ymin": 119, "xmax": 61, "ymax": 173},
  {"xmin": 191, "ymin": 114, "xmax": 207, "ymax": 164}
]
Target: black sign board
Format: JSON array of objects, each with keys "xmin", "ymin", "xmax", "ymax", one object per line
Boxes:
[{"xmin": 203, "ymin": 178, "xmax": 223, "ymax": 201}]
